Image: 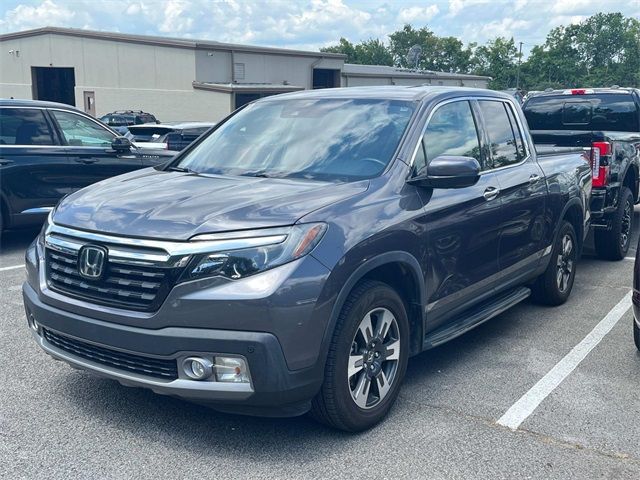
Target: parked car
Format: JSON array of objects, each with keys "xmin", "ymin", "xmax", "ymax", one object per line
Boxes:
[
  {"xmin": 523, "ymin": 87, "xmax": 640, "ymax": 260},
  {"xmin": 23, "ymin": 87, "xmax": 591, "ymax": 432},
  {"xmin": 0, "ymin": 99, "xmax": 175, "ymax": 232},
  {"xmin": 500, "ymin": 88, "xmax": 525, "ymax": 105},
  {"xmin": 98, "ymin": 110, "xmax": 159, "ymax": 134},
  {"xmin": 125, "ymin": 122, "xmax": 215, "ymax": 151}
]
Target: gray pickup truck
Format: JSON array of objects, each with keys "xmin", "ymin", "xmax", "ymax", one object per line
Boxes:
[{"xmin": 24, "ymin": 86, "xmax": 591, "ymax": 431}]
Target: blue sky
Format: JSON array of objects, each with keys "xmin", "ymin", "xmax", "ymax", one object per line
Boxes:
[{"xmin": 0, "ymin": 1, "xmax": 637, "ymax": 56}]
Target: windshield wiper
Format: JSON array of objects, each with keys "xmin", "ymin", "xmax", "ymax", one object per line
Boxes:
[
  {"xmin": 167, "ymin": 165, "xmax": 197, "ymax": 174},
  {"xmin": 240, "ymin": 170, "xmax": 273, "ymax": 178}
]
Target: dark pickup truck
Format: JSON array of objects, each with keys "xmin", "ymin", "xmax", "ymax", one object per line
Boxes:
[
  {"xmin": 24, "ymin": 87, "xmax": 591, "ymax": 432},
  {"xmin": 523, "ymin": 88, "xmax": 640, "ymax": 260}
]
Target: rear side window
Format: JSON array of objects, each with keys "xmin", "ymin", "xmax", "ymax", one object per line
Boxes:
[
  {"xmin": 478, "ymin": 100, "xmax": 521, "ymax": 168},
  {"xmin": 524, "ymin": 94, "xmax": 640, "ymax": 132},
  {"xmin": 0, "ymin": 108, "xmax": 55, "ymax": 145},
  {"xmin": 423, "ymin": 100, "xmax": 482, "ymax": 167}
]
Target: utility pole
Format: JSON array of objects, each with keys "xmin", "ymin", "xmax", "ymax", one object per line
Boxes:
[{"xmin": 516, "ymin": 41, "xmax": 523, "ymax": 90}]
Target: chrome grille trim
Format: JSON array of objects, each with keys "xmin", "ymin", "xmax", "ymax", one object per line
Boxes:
[{"xmin": 46, "ymin": 223, "xmax": 289, "ymax": 259}]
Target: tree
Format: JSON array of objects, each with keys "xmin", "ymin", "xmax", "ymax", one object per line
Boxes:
[
  {"xmin": 321, "ymin": 37, "xmax": 393, "ymax": 65},
  {"xmin": 520, "ymin": 13, "xmax": 640, "ymax": 89},
  {"xmin": 471, "ymin": 37, "xmax": 518, "ymax": 89},
  {"xmin": 388, "ymin": 25, "xmax": 473, "ymax": 72}
]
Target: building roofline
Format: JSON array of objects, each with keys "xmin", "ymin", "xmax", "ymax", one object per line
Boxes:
[
  {"xmin": 192, "ymin": 81, "xmax": 306, "ymax": 93},
  {"xmin": 0, "ymin": 26, "xmax": 347, "ymax": 59}
]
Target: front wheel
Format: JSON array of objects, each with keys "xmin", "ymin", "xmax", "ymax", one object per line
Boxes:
[
  {"xmin": 311, "ymin": 280, "xmax": 409, "ymax": 432},
  {"xmin": 595, "ymin": 187, "xmax": 633, "ymax": 261},
  {"xmin": 532, "ymin": 221, "xmax": 578, "ymax": 306},
  {"xmin": 634, "ymin": 319, "xmax": 640, "ymax": 352}
]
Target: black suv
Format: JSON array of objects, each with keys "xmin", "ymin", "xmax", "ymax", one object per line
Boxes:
[
  {"xmin": 0, "ymin": 99, "xmax": 174, "ymax": 232},
  {"xmin": 99, "ymin": 110, "xmax": 159, "ymax": 134}
]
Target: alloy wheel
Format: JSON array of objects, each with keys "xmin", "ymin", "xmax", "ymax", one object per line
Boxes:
[
  {"xmin": 348, "ymin": 307, "xmax": 400, "ymax": 409},
  {"xmin": 556, "ymin": 233, "xmax": 574, "ymax": 293}
]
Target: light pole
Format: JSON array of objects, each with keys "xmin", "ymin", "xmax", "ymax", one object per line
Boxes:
[{"xmin": 516, "ymin": 41, "xmax": 523, "ymax": 90}]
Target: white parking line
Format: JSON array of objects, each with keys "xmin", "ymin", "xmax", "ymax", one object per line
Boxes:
[
  {"xmin": 0, "ymin": 264, "xmax": 24, "ymax": 272},
  {"xmin": 624, "ymin": 257, "xmax": 635, "ymax": 261},
  {"xmin": 497, "ymin": 291, "xmax": 632, "ymax": 430}
]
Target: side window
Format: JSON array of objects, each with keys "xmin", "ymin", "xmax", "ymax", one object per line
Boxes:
[
  {"xmin": 0, "ymin": 108, "xmax": 55, "ymax": 145},
  {"xmin": 423, "ymin": 101, "xmax": 482, "ymax": 168},
  {"xmin": 504, "ymin": 103, "xmax": 527, "ymax": 161},
  {"xmin": 478, "ymin": 100, "xmax": 520, "ymax": 168},
  {"xmin": 51, "ymin": 110, "xmax": 114, "ymax": 147}
]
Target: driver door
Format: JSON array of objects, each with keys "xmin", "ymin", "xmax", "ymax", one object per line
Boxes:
[
  {"xmin": 49, "ymin": 109, "xmax": 142, "ymax": 190},
  {"xmin": 417, "ymin": 99, "xmax": 503, "ymax": 328}
]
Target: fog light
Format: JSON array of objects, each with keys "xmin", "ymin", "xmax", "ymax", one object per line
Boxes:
[
  {"xmin": 214, "ymin": 356, "xmax": 250, "ymax": 383},
  {"xmin": 182, "ymin": 357, "xmax": 213, "ymax": 380},
  {"xmin": 28, "ymin": 313, "xmax": 39, "ymax": 332}
]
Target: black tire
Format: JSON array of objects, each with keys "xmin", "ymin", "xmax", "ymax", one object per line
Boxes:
[
  {"xmin": 311, "ymin": 280, "xmax": 409, "ymax": 432},
  {"xmin": 532, "ymin": 221, "xmax": 578, "ymax": 306},
  {"xmin": 634, "ymin": 319, "xmax": 640, "ymax": 352},
  {"xmin": 594, "ymin": 187, "xmax": 633, "ymax": 261}
]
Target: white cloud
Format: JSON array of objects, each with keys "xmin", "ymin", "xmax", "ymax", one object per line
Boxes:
[
  {"xmin": 397, "ymin": 5, "xmax": 440, "ymax": 24},
  {"xmin": 0, "ymin": 0, "xmax": 637, "ymax": 57},
  {"xmin": 0, "ymin": 0, "xmax": 92, "ymax": 31},
  {"xmin": 448, "ymin": 0, "xmax": 491, "ymax": 17}
]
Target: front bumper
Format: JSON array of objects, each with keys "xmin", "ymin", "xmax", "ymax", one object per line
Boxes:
[{"xmin": 23, "ymin": 281, "xmax": 324, "ymax": 416}]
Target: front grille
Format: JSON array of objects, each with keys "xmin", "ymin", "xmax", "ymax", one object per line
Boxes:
[
  {"xmin": 43, "ymin": 328, "xmax": 178, "ymax": 380},
  {"xmin": 45, "ymin": 248, "xmax": 179, "ymax": 312}
]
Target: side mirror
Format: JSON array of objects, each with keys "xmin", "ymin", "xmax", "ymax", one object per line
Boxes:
[
  {"xmin": 409, "ymin": 155, "xmax": 481, "ymax": 189},
  {"xmin": 111, "ymin": 136, "xmax": 133, "ymax": 152}
]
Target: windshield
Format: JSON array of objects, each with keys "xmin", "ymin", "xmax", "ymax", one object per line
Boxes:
[
  {"xmin": 174, "ymin": 98, "xmax": 415, "ymax": 182},
  {"xmin": 524, "ymin": 93, "xmax": 639, "ymax": 132}
]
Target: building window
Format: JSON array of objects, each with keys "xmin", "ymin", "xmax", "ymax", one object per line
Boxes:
[{"xmin": 233, "ymin": 63, "xmax": 245, "ymax": 81}]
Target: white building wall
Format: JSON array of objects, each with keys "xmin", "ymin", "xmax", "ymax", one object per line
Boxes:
[{"xmin": 0, "ymin": 33, "xmax": 232, "ymax": 121}]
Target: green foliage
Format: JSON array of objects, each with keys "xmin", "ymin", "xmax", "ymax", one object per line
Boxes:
[
  {"xmin": 388, "ymin": 25, "xmax": 473, "ymax": 72},
  {"xmin": 321, "ymin": 37, "xmax": 393, "ymax": 66},
  {"xmin": 320, "ymin": 12, "xmax": 640, "ymax": 90},
  {"xmin": 470, "ymin": 37, "xmax": 519, "ymax": 89}
]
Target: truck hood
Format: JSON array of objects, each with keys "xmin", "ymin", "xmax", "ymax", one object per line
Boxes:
[{"xmin": 53, "ymin": 168, "xmax": 368, "ymax": 240}]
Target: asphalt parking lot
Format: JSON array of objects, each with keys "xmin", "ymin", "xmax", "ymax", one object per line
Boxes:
[{"xmin": 2, "ymin": 216, "xmax": 640, "ymax": 480}]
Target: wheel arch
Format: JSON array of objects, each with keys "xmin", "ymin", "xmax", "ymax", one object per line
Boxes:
[
  {"xmin": 319, "ymin": 252, "xmax": 426, "ymax": 363},
  {"xmin": 622, "ymin": 163, "xmax": 639, "ymax": 203},
  {"xmin": 558, "ymin": 198, "xmax": 585, "ymax": 255}
]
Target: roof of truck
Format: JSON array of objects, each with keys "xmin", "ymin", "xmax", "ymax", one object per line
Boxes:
[
  {"xmin": 528, "ymin": 87, "xmax": 639, "ymax": 98},
  {"xmin": 259, "ymin": 86, "xmax": 511, "ymax": 103}
]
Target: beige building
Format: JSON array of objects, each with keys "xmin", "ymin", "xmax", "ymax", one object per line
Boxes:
[{"xmin": 0, "ymin": 27, "xmax": 490, "ymax": 122}]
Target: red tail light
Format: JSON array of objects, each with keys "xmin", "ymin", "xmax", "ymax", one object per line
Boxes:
[
  {"xmin": 590, "ymin": 142, "xmax": 611, "ymax": 187},
  {"xmin": 571, "ymin": 89, "xmax": 586, "ymax": 95}
]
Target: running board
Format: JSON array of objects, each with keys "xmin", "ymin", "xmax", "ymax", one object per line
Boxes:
[{"xmin": 423, "ymin": 286, "xmax": 531, "ymax": 350}]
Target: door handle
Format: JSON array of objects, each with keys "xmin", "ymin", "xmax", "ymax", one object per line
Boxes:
[
  {"xmin": 529, "ymin": 174, "xmax": 541, "ymax": 184},
  {"xmin": 74, "ymin": 158, "xmax": 99, "ymax": 164},
  {"xmin": 0, "ymin": 159, "xmax": 14, "ymax": 166},
  {"xmin": 483, "ymin": 187, "xmax": 500, "ymax": 201}
]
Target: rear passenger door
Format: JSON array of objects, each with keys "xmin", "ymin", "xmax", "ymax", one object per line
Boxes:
[
  {"xmin": 419, "ymin": 100, "xmax": 503, "ymax": 327},
  {"xmin": 0, "ymin": 107, "xmax": 73, "ymax": 225},
  {"xmin": 49, "ymin": 109, "xmax": 143, "ymax": 189},
  {"xmin": 477, "ymin": 99, "xmax": 547, "ymax": 285}
]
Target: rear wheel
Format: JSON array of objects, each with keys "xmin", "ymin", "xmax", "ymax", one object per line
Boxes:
[
  {"xmin": 594, "ymin": 187, "xmax": 633, "ymax": 261},
  {"xmin": 311, "ymin": 280, "xmax": 409, "ymax": 432},
  {"xmin": 532, "ymin": 221, "xmax": 577, "ymax": 306}
]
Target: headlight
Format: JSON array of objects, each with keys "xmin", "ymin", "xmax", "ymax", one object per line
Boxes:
[{"xmin": 184, "ymin": 223, "xmax": 326, "ymax": 281}]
